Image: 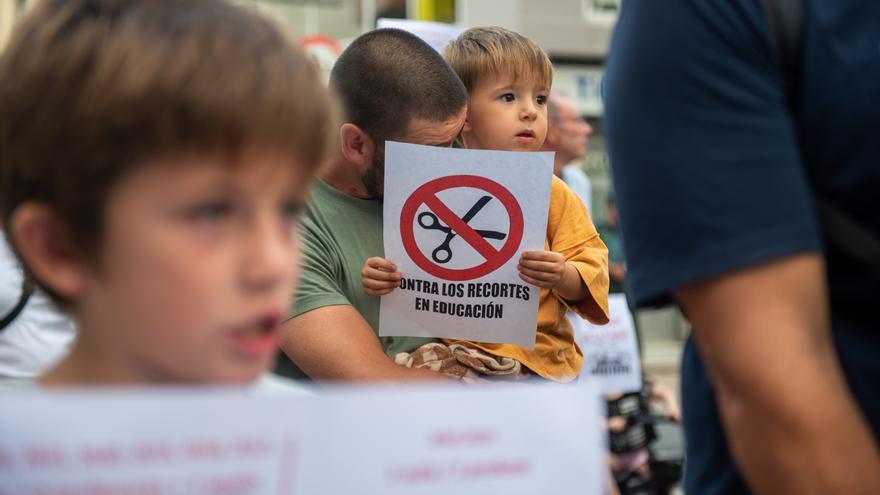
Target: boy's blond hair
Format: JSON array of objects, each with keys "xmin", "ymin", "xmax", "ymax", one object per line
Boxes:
[
  {"xmin": 443, "ymin": 26, "xmax": 553, "ymax": 92},
  {"xmin": 0, "ymin": 0, "xmax": 335, "ymax": 304}
]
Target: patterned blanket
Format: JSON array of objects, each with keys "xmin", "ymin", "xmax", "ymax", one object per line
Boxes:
[{"xmin": 394, "ymin": 342, "xmax": 531, "ymax": 383}]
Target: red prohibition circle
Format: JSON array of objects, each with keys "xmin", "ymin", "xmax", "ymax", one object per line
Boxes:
[{"xmin": 400, "ymin": 175, "xmax": 524, "ymax": 281}]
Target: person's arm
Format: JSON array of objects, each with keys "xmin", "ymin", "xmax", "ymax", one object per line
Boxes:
[
  {"xmin": 279, "ymin": 304, "xmax": 448, "ymax": 382},
  {"xmin": 675, "ymin": 254, "xmax": 880, "ymax": 494}
]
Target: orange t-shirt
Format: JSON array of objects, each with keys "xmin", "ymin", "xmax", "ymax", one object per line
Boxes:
[{"xmin": 446, "ymin": 175, "xmax": 610, "ymax": 382}]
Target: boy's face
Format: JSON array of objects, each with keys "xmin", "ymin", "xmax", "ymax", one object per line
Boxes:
[
  {"xmin": 75, "ymin": 150, "xmax": 310, "ymax": 384},
  {"xmin": 462, "ymin": 74, "xmax": 549, "ymax": 152}
]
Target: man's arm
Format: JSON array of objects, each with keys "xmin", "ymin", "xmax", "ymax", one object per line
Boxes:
[
  {"xmin": 675, "ymin": 254, "xmax": 880, "ymax": 494},
  {"xmin": 279, "ymin": 304, "xmax": 448, "ymax": 381}
]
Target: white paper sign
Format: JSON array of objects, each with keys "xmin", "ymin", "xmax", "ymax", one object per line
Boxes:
[
  {"xmin": 380, "ymin": 142, "xmax": 553, "ymax": 347},
  {"xmin": 0, "ymin": 389, "xmax": 309, "ymax": 495},
  {"xmin": 574, "ymin": 294, "xmax": 643, "ymax": 393},
  {"xmin": 0, "ymin": 382, "xmax": 606, "ymax": 495},
  {"xmin": 376, "ymin": 18, "xmax": 465, "ymax": 53},
  {"xmin": 300, "ymin": 383, "xmax": 605, "ymax": 495}
]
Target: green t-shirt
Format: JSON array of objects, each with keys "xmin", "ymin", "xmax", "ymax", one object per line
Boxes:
[{"xmin": 276, "ymin": 180, "xmax": 437, "ymax": 379}]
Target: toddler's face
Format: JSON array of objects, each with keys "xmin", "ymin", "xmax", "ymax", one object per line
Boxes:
[
  {"xmin": 80, "ymin": 150, "xmax": 309, "ymax": 384},
  {"xmin": 463, "ymin": 74, "xmax": 549, "ymax": 152}
]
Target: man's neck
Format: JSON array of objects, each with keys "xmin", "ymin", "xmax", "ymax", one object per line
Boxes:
[{"xmin": 319, "ymin": 157, "xmax": 373, "ymax": 200}]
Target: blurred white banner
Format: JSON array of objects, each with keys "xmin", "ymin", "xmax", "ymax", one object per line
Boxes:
[{"xmin": 0, "ymin": 381, "xmax": 604, "ymax": 495}]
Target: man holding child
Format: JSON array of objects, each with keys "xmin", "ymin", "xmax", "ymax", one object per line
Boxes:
[
  {"xmin": 280, "ymin": 27, "xmax": 609, "ymax": 383},
  {"xmin": 277, "ymin": 29, "xmax": 468, "ymax": 381}
]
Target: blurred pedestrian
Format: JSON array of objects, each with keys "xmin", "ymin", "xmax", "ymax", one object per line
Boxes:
[{"xmin": 605, "ymin": 1, "xmax": 880, "ymax": 493}]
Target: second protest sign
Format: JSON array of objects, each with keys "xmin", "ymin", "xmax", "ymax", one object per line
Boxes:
[{"xmin": 380, "ymin": 142, "xmax": 553, "ymax": 347}]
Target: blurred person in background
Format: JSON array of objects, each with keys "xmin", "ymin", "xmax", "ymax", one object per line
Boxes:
[
  {"xmin": 541, "ymin": 93, "xmax": 594, "ymax": 211},
  {"xmin": 605, "ymin": 1, "xmax": 880, "ymax": 493},
  {"xmin": 596, "ymin": 194, "xmax": 625, "ymax": 295},
  {"xmin": 0, "ymin": 231, "xmax": 75, "ymax": 390}
]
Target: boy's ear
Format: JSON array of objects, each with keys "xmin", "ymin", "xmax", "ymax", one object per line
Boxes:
[
  {"xmin": 340, "ymin": 123, "xmax": 375, "ymax": 169},
  {"xmin": 8, "ymin": 203, "xmax": 89, "ymax": 300}
]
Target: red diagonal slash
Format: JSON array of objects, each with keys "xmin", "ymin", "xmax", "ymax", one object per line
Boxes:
[{"xmin": 422, "ymin": 193, "xmax": 499, "ymax": 261}]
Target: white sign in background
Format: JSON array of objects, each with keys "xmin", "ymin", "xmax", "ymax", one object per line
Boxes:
[
  {"xmin": 552, "ymin": 65, "xmax": 605, "ymax": 117},
  {"xmin": 375, "ymin": 18, "xmax": 465, "ymax": 53},
  {"xmin": 0, "ymin": 383, "xmax": 605, "ymax": 495},
  {"xmin": 380, "ymin": 142, "xmax": 553, "ymax": 348},
  {"xmin": 574, "ymin": 294, "xmax": 643, "ymax": 394}
]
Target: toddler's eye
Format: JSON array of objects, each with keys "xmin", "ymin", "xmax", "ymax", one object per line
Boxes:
[
  {"xmin": 536, "ymin": 95, "xmax": 548, "ymax": 105},
  {"xmin": 187, "ymin": 201, "xmax": 231, "ymax": 222},
  {"xmin": 500, "ymin": 93, "xmax": 515, "ymax": 102}
]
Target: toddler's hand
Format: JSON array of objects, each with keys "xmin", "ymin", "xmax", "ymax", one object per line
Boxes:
[
  {"xmin": 518, "ymin": 250, "xmax": 566, "ymax": 289},
  {"xmin": 361, "ymin": 257, "xmax": 402, "ymax": 296}
]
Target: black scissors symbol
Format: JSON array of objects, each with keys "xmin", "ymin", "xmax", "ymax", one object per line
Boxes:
[{"xmin": 417, "ymin": 195, "xmax": 507, "ymax": 264}]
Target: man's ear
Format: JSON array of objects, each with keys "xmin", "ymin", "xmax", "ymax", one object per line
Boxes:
[
  {"xmin": 340, "ymin": 123, "xmax": 375, "ymax": 169},
  {"xmin": 8, "ymin": 203, "xmax": 89, "ymax": 300}
]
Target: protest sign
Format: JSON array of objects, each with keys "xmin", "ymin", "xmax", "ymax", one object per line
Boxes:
[
  {"xmin": 0, "ymin": 389, "xmax": 307, "ymax": 495},
  {"xmin": 380, "ymin": 142, "xmax": 553, "ymax": 347},
  {"xmin": 0, "ymin": 382, "xmax": 605, "ymax": 495},
  {"xmin": 574, "ymin": 293, "xmax": 643, "ymax": 393},
  {"xmin": 301, "ymin": 382, "xmax": 605, "ymax": 495}
]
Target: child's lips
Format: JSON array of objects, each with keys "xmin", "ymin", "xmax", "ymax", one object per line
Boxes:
[
  {"xmin": 515, "ymin": 131, "xmax": 536, "ymax": 142},
  {"xmin": 227, "ymin": 312, "xmax": 282, "ymax": 359}
]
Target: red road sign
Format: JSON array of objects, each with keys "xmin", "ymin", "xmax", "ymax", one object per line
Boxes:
[{"xmin": 400, "ymin": 175, "xmax": 524, "ymax": 281}]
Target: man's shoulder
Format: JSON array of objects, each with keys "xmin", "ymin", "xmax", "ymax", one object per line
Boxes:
[
  {"xmin": 301, "ymin": 180, "xmax": 382, "ymax": 248},
  {"xmin": 303, "ymin": 180, "xmax": 349, "ymax": 221},
  {"xmin": 294, "ymin": 180, "xmax": 384, "ymax": 320},
  {"xmin": 304, "ymin": 179, "xmax": 382, "ymax": 223}
]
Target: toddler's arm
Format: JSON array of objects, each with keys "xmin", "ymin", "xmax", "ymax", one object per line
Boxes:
[
  {"xmin": 361, "ymin": 257, "xmax": 402, "ymax": 296},
  {"xmin": 518, "ymin": 250, "xmax": 588, "ymax": 302}
]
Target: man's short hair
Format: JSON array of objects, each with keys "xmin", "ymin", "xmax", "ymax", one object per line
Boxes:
[
  {"xmin": 443, "ymin": 26, "xmax": 553, "ymax": 93},
  {"xmin": 330, "ymin": 28, "xmax": 467, "ymax": 142},
  {"xmin": 0, "ymin": 0, "xmax": 334, "ymax": 254}
]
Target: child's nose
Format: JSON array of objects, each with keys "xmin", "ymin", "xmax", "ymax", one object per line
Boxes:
[
  {"xmin": 520, "ymin": 101, "xmax": 538, "ymax": 120},
  {"xmin": 241, "ymin": 214, "xmax": 293, "ymax": 292}
]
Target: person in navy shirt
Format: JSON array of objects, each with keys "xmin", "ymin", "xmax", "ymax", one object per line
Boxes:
[{"xmin": 604, "ymin": 1, "xmax": 880, "ymax": 493}]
